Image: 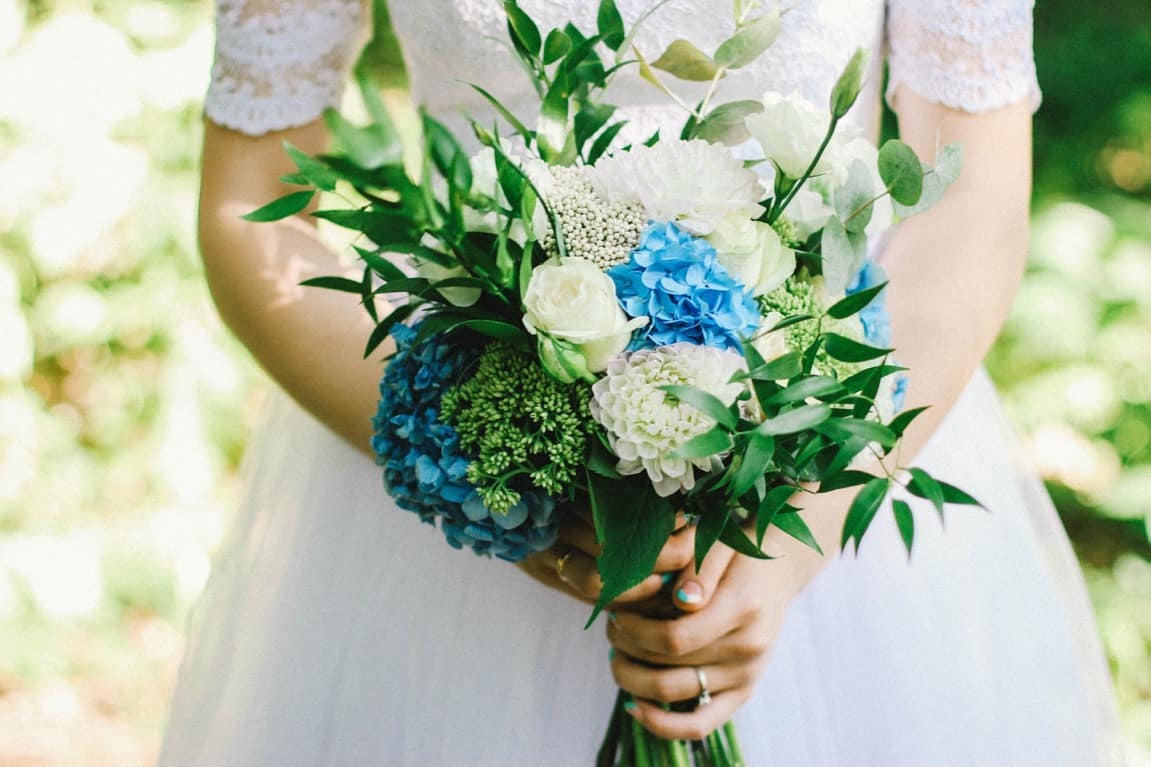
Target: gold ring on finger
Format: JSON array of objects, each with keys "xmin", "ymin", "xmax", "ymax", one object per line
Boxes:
[{"xmin": 555, "ymin": 549, "xmax": 574, "ymax": 580}]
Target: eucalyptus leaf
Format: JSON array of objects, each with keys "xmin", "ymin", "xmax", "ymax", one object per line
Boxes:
[
  {"xmin": 693, "ymin": 99, "xmax": 763, "ymax": 145},
  {"xmin": 820, "ymin": 215, "xmax": 865, "ymax": 297},
  {"xmin": 878, "ymin": 139, "xmax": 924, "ymax": 206},
  {"xmin": 651, "ymin": 39, "xmax": 720, "ymax": 82},
  {"xmin": 833, "ymin": 159, "xmax": 876, "ymax": 234},
  {"xmin": 893, "ymin": 143, "xmax": 964, "ymax": 218},
  {"xmin": 892, "ymin": 499, "xmax": 915, "ymax": 558},
  {"xmin": 714, "ymin": 8, "xmax": 781, "ymax": 69},
  {"xmin": 242, "ymin": 190, "xmax": 315, "ymax": 222}
]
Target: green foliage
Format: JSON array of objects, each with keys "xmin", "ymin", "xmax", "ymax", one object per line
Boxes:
[{"xmin": 440, "ymin": 343, "xmax": 594, "ymax": 513}]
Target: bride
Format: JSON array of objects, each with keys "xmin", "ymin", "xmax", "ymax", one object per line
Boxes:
[{"xmin": 159, "ymin": 1, "xmax": 1128, "ymax": 764}]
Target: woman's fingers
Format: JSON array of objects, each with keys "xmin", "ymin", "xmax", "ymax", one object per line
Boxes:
[
  {"xmin": 625, "ymin": 688, "xmax": 753, "ymax": 742},
  {"xmin": 671, "ymin": 541, "xmax": 736, "ymax": 612},
  {"xmin": 610, "ymin": 652, "xmax": 759, "ymax": 705},
  {"xmin": 652, "ymin": 523, "xmax": 696, "ymax": 573},
  {"xmin": 608, "ymin": 584, "xmax": 752, "ymax": 659}
]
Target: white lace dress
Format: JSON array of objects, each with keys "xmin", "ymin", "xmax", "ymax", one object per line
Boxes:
[{"xmin": 159, "ymin": 2, "xmax": 1127, "ymax": 765}]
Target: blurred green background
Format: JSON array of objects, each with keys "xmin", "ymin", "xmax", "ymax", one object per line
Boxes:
[{"xmin": 0, "ymin": 0, "xmax": 1148, "ymax": 763}]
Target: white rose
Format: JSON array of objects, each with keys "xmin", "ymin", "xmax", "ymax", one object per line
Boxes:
[
  {"xmin": 522, "ymin": 257, "xmax": 647, "ymax": 373},
  {"xmin": 745, "ymin": 91, "xmax": 832, "ymax": 180},
  {"xmin": 751, "ymin": 311, "xmax": 791, "ymax": 363},
  {"xmin": 707, "ymin": 214, "xmax": 796, "ymax": 296},
  {"xmin": 785, "ymin": 186, "xmax": 834, "ymax": 240}
]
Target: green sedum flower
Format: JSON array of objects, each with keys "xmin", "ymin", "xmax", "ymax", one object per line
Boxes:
[
  {"xmin": 758, "ymin": 270, "xmax": 867, "ymax": 380},
  {"xmin": 441, "ymin": 343, "xmax": 594, "ymax": 514}
]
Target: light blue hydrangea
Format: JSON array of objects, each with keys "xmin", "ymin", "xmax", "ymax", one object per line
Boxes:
[
  {"xmin": 372, "ymin": 323, "xmax": 560, "ymax": 562},
  {"xmin": 847, "ymin": 259, "xmax": 892, "ymax": 349},
  {"xmin": 609, "ymin": 221, "xmax": 760, "ymax": 352}
]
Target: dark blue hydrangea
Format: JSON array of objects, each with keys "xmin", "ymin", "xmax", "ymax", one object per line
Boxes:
[
  {"xmin": 609, "ymin": 221, "xmax": 760, "ymax": 352},
  {"xmin": 372, "ymin": 323, "xmax": 560, "ymax": 562},
  {"xmin": 847, "ymin": 259, "xmax": 892, "ymax": 349}
]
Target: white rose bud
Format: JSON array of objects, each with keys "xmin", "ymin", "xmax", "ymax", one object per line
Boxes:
[
  {"xmin": 707, "ymin": 214, "xmax": 796, "ymax": 296},
  {"xmin": 745, "ymin": 91, "xmax": 832, "ymax": 180},
  {"xmin": 522, "ymin": 257, "xmax": 647, "ymax": 375}
]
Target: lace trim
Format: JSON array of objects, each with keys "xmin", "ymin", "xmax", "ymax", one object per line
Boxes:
[
  {"xmin": 205, "ymin": 0, "xmax": 368, "ymax": 135},
  {"xmin": 885, "ymin": 0, "xmax": 1042, "ymax": 114}
]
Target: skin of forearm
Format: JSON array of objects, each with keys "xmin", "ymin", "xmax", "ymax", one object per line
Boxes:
[{"xmin": 199, "ymin": 119, "xmax": 388, "ymax": 456}]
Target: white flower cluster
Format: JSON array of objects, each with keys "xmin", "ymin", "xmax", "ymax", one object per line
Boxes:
[
  {"xmin": 590, "ymin": 344, "xmax": 748, "ymax": 497},
  {"xmin": 587, "ymin": 139, "xmax": 765, "ymax": 236},
  {"xmin": 541, "ymin": 166, "xmax": 647, "ymax": 270}
]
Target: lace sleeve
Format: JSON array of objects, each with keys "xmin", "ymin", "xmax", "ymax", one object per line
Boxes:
[
  {"xmin": 205, "ymin": 0, "xmax": 370, "ymax": 136},
  {"xmin": 885, "ymin": 0, "xmax": 1041, "ymax": 114}
]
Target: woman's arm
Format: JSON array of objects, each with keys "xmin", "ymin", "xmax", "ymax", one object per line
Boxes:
[
  {"xmin": 609, "ymin": 91, "xmax": 1034, "ymax": 739},
  {"xmin": 199, "ymin": 119, "xmax": 387, "ymax": 456}
]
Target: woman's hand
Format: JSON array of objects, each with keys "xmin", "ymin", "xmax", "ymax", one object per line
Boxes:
[
  {"xmin": 518, "ymin": 509, "xmax": 702, "ymax": 609},
  {"xmin": 605, "ymin": 490, "xmax": 848, "ymax": 740}
]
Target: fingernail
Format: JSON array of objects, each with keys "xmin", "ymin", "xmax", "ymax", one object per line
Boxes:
[
  {"xmin": 608, "ymin": 611, "xmax": 618, "ymax": 623},
  {"xmin": 623, "ymin": 700, "xmax": 638, "ymax": 714},
  {"xmin": 660, "ymin": 572, "xmax": 674, "ymax": 585},
  {"xmin": 609, "ymin": 648, "xmax": 615, "ymax": 660},
  {"xmin": 675, "ymin": 582, "xmax": 703, "ymax": 604}
]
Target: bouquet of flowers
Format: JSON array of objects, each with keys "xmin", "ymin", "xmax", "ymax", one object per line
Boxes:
[{"xmin": 246, "ymin": 1, "xmax": 978, "ymax": 764}]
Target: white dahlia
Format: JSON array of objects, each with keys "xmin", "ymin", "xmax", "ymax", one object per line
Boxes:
[
  {"xmin": 590, "ymin": 343, "xmax": 748, "ymax": 497},
  {"xmin": 586, "ymin": 139, "xmax": 765, "ymax": 236}
]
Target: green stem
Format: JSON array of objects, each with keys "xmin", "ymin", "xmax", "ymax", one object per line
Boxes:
[
  {"xmin": 597, "ymin": 690, "xmax": 628, "ymax": 767},
  {"xmin": 669, "ymin": 739, "xmax": 691, "ymax": 767},
  {"xmin": 771, "ymin": 115, "xmax": 841, "ymax": 223},
  {"xmin": 633, "ymin": 718, "xmax": 653, "ymax": 767},
  {"xmin": 723, "ymin": 722, "xmax": 745, "ymax": 766}
]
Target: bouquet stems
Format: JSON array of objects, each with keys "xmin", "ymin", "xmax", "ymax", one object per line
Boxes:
[{"xmin": 598, "ymin": 691, "xmax": 746, "ymax": 766}]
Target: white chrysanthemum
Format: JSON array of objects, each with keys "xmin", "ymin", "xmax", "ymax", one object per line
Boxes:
[
  {"xmin": 587, "ymin": 139, "xmax": 765, "ymax": 236},
  {"xmin": 590, "ymin": 343, "xmax": 748, "ymax": 497}
]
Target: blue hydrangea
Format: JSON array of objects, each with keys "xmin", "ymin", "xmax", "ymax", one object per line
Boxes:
[
  {"xmin": 372, "ymin": 323, "xmax": 560, "ymax": 562},
  {"xmin": 847, "ymin": 259, "xmax": 892, "ymax": 349},
  {"xmin": 609, "ymin": 221, "xmax": 760, "ymax": 352}
]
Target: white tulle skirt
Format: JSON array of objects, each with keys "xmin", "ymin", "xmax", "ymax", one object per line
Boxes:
[{"xmin": 157, "ymin": 369, "xmax": 1127, "ymax": 766}]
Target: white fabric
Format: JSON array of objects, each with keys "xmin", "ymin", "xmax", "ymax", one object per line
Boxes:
[{"xmin": 171, "ymin": 2, "xmax": 1126, "ymax": 765}]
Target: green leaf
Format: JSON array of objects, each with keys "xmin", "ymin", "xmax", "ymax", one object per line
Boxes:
[
  {"xmin": 719, "ymin": 519, "xmax": 771, "ymax": 559},
  {"xmin": 756, "ymin": 485, "xmax": 796, "ymax": 546},
  {"xmin": 503, "ymin": 0, "xmax": 542, "ymax": 58},
  {"xmin": 323, "ymin": 108, "xmax": 401, "ymax": 168},
  {"xmin": 889, "ymin": 405, "xmax": 929, "ymax": 438},
  {"xmin": 693, "ymin": 505, "xmax": 730, "ymax": 572},
  {"xmin": 574, "ymin": 102, "xmax": 617, "ymax": 151},
  {"xmin": 241, "ymin": 190, "xmax": 315, "ymax": 222},
  {"xmin": 756, "ymin": 403, "xmax": 832, "ymax": 436},
  {"xmin": 587, "ymin": 120, "xmax": 628, "ymax": 164},
  {"xmin": 660, "ymin": 385, "xmax": 738, "ymax": 430},
  {"xmin": 299, "ymin": 275, "xmax": 364, "ymax": 293},
  {"xmin": 587, "ymin": 477, "xmax": 676, "ymax": 627},
  {"xmin": 284, "ymin": 144, "xmax": 341, "ymax": 192},
  {"xmin": 692, "ymin": 99, "xmax": 763, "ymax": 145},
  {"xmin": 454, "ymin": 319, "xmax": 530, "ymax": 345},
  {"xmin": 878, "ymin": 139, "xmax": 924, "ymax": 206},
  {"xmin": 587, "ymin": 441, "xmax": 623, "ymax": 480},
  {"xmin": 651, "ymin": 39, "xmax": 720, "ymax": 82},
  {"xmin": 364, "ymin": 302, "xmax": 418, "ymax": 358},
  {"xmin": 770, "ymin": 313, "xmax": 817, "ymax": 332},
  {"xmin": 938, "ymin": 480, "xmax": 983, "ymax": 508},
  {"xmin": 829, "ymin": 48, "xmax": 869, "ymax": 118},
  {"xmin": 597, "ymin": 0, "xmax": 626, "ymax": 49},
  {"xmin": 313, "ymin": 208, "xmax": 413, "ymax": 246},
  {"xmin": 423, "ymin": 112, "xmax": 472, "ymax": 192},
  {"xmin": 729, "ymin": 433, "xmax": 775, "ymax": 499},
  {"xmin": 355, "ymin": 247, "xmax": 407, "ymax": 281},
  {"xmin": 670, "ymin": 426, "xmax": 734, "ymax": 460},
  {"xmin": 840, "ymin": 363, "xmax": 906, "ymax": 393},
  {"xmin": 765, "ymin": 376, "xmax": 845, "ymax": 406},
  {"xmin": 470, "ymin": 85, "xmax": 533, "ymax": 143},
  {"xmin": 772, "ymin": 510, "xmax": 824, "ymax": 556},
  {"xmin": 746, "ymin": 351, "xmax": 803, "ymax": 381},
  {"xmin": 818, "ymin": 469, "xmax": 876, "ymax": 493},
  {"xmin": 823, "ymin": 333, "xmax": 893, "ymax": 363},
  {"xmin": 894, "ymin": 144, "xmax": 963, "ymax": 218},
  {"xmin": 907, "ymin": 467, "xmax": 945, "ymax": 516},
  {"xmin": 840, "ymin": 476, "xmax": 889, "ymax": 551},
  {"xmin": 714, "ymin": 9, "xmax": 780, "ymax": 69},
  {"xmin": 817, "ymin": 418, "xmax": 897, "ymax": 450},
  {"xmin": 826, "ymin": 280, "xmax": 888, "ymax": 320},
  {"xmin": 543, "ymin": 29, "xmax": 572, "ymax": 64},
  {"xmin": 892, "ymin": 499, "xmax": 915, "ymax": 558}
]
